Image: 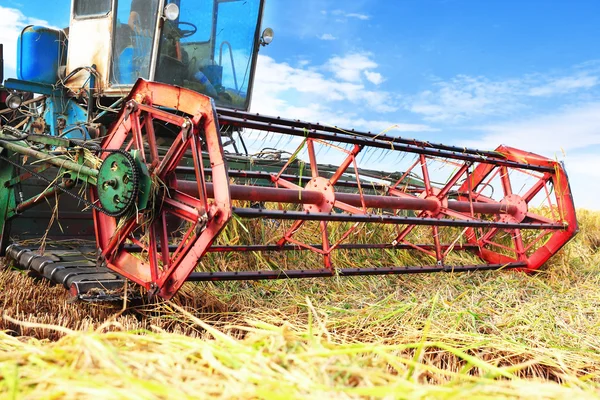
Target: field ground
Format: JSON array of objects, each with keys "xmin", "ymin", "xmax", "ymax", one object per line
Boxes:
[{"xmin": 0, "ymin": 209, "xmax": 598, "ymax": 399}]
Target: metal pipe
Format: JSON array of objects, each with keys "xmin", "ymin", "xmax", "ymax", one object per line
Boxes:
[
  {"xmin": 15, "ymin": 180, "xmax": 76, "ymax": 213},
  {"xmin": 232, "ymin": 207, "xmax": 564, "ymax": 230},
  {"xmin": 177, "ymin": 166, "xmax": 394, "ymax": 190},
  {"xmin": 228, "ymin": 183, "xmax": 322, "ymax": 204},
  {"xmin": 0, "ymin": 140, "xmax": 99, "ymax": 179},
  {"xmin": 207, "ymin": 243, "xmax": 478, "ymax": 252},
  {"xmin": 124, "ymin": 243, "xmax": 479, "ymax": 253},
  {"xmin": 178, "ymin": 181, "xmax": 323, "ymax": 205},
  {"xmin": 186, "ymin": 262, "xmax": 528, "ymax": 281},
  {"xmin": 219, "ymin": 41, "xmax": 239, "ymax": 91},
  {"xmin": 93, "ymin": 97, "xmax": 124, "ymax": 121},
  {"xmin": 449, "ymin": 201, "xmax": 517, "ymax": 215},
  {"xmin": 87, "ymin": 64, "xmax": 96, "ymax": 123},
  {"xmin": 335, "ymin": 192, "xmax": 438, "ymax": 211},
  {"xmin": 180, "ymin": 181, "xmax": 516, "ymax": 215},
  {"xmin": 337, "ymin": 192, "xmax": 518, "ymax": 215}
]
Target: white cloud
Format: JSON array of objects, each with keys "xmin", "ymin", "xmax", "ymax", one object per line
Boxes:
[
  {"xmin": 566, "ymin": 152, "xmax": 600, "ymax": 178},
  {"xmin": 364, "ymin": 70, "xmax": 384, "ymax": 85},
  {"xmin": 334, "ymin": 117, "xmax": 433, "ymax": 133},
  {"xmin": 407, "ymin": 66, "xmax": 600, "ymax": 122},
  {"xmin": 326, "ymin": 53, "xmax": 378, "ymax": 82},
  {"xmin": 244, "ymin": 73, "xmax": 434, "ymax": 175},
  {"xmin": 319, "ymin": 33, "xmax": 337, "ymax": 41},
  {"xmin": 345, "ymin": 13, "xmax": 370, "ymax": 20},
  {"xmin": 0, "ymin": 6, "xmax": 58, "ymax": 79},
  {"xmin": 251, "ymin": 55, "xmax": 431, "ymax": 133},
  {"xmin": 408, "ymin": 75, "xmax": 523, "ymax": 122},
  {"xmin": 253, "ymin": 54, "xmax": 398, "ymax": 113},
  {"xmin": 360, "ymin": 91, "xmax": 397, "ymax": 113},
  {"xmin": 563, "ymin": 152, "xmax": 600, "ymax": 210},
  {"xmin": 330, "ymin": 10, "xmax": 370, "ymax": 20},
  {"xmin": 461, "ymin": 102, "xmax": 600, "ymax": 153},
  {"xmin": 456, "ymin": 104, "xmax": 600, "ymax": 211},
  {"xmin": 528, "ymin": 74, "xmax": 599, "ymax": 96}
]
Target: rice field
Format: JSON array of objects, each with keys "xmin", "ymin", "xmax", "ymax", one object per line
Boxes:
[{"xmin": 0, "ymin": 209, "xmax": 599, "ymax": 399}]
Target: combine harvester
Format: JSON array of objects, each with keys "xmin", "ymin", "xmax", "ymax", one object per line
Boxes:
[{"xmin": 0, "ymin": 0, "xmax": 577, "ymax": 301}]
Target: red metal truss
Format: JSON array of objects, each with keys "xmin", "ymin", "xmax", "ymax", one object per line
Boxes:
[
  {"xmin": 205, "ymin": 111, "xmax": 577, "ymax": 280},
  {"xmin": 93, "ymin": 80, "xmax": 231, "ymax": 299},
  {"xmin": 91, "ymin": 81, "xmax": 577, "ymax": 299},
  {"xmin": 457, "ymin": 145, "xmax": 577, "ymax": 270}
]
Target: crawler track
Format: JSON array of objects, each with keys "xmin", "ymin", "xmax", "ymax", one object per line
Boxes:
[{"xmin": 6, "ymin": 244, "xmax": 130, "ymax": 302}]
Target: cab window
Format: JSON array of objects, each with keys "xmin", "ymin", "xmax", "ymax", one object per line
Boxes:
[
  {"xmin": 111, "ymin": 0, "xmax": 160, "ymax": 85},
  {"xmin": 155, "ymin": 0, "xmax": 262, "ymax": 110},
  {"xmin": 73, "ymin": 0, "xmax": 111, "ymax": 18}
]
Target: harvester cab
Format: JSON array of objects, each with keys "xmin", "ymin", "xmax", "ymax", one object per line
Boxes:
[
  {"xmin": 0, "ymin": 1, "xmax": 578, "ymax": 302},
  {"xmin": 66, "ymin": 0, "xmax": 266, "ymax": 109},
  {"xmin": 2, "ymin": 0, "xmax": 268, "ymax": 129}
]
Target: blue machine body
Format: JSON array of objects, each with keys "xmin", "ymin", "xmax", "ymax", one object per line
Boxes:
[
  {"xmin": 17, "ymin": 25, "xmax": 67, "ymax": 85},
  {"xmin": 4, "ymin": 77, "xmax": 90, "ymax": 139},
  {"xmin": 9, "ymin": 25, "xmax": 90, "ymax": 139}
]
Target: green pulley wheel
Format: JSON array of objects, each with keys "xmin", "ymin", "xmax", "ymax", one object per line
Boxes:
[{"xmin": 96, "ymin": 151, "xmax": 139, "ymax": 217}]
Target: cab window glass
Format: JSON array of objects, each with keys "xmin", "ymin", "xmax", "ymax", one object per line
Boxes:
[
  {"xmin": 74, "ymin": 0, "xmax": 111, "ymax": 18},
  {"xmin": 111, "ymin": 0, "xmax": 159, "ymax": 85},
  {"xmin": 155, "ymin": 0, "xmax": 261, "ymax": 111},
  {"xmin": 178, "ymin": 0, "xmax": 213, "ymax": 43},
  {"xmin": 157, "ymin": 0, "xmax": 214, "ymax": 86},
  {"xmin": 213, "ymin": 0, "xmax": 261, "ymax": 108}
]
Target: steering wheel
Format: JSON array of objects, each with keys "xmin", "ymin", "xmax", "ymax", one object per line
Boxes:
[{"xmin": 178, "ymin": 21, "xmax": 197, "ymax": 38}]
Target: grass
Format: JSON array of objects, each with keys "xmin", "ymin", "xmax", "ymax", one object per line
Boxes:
[{"xmin": 0, "ymin": 209, "xmax": 598, "ymax": 399}]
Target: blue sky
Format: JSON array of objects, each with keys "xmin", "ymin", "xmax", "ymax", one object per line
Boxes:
[{"xmin": 1, "ymin": 0, "xmax": 599, "ymax": 209}]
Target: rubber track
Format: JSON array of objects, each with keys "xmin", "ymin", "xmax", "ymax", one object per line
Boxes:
[{"xmin": 6, "ymin": 244, "xmax": 132, "ymax": 301}]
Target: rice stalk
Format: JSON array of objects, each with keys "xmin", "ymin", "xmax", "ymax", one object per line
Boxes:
[{"xmin": 0, "ymin": 211, "xmax": 597, "ymax": 398}]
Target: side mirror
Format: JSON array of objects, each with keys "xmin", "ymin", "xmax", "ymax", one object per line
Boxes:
[{"xmin": 260, "ymin": 28, "xmax": 274, "ymax": 46}]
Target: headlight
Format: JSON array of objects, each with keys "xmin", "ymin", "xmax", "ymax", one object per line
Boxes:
[
  {"xmin": 164, "ymin": 3, "xmax": 180, "ymax": 21},
  {"xmin": 261, "ymin": 28, "xmax": 274, "ymax": 46},
  {"xmin": 6, "ymin": 93, "xmax": 22, "ymax": 110}
]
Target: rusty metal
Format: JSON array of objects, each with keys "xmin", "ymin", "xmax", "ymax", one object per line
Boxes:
[
  {"xmin": 0, "ymin": 0, "xmax": 579, "ymax": 303},
  {"xmin": 0, "ymin": 82, "xmax": 578, "ymax": 302},
  {"xmin": 72, "ymin": 78, "xmax": 574, "ymax": 300},
  {"xmin": 179, "ymin": 182, "xmax": 521, "ymax": 215},
  {"xmin": 15, "ymin": 179, "xmax": 76, "ymax": 213},
  {"xmin": 92, "ymin": 80, "xmax": 232, "ymax": 299},
  {"xmin": 0, "ymin": 140, "xmax": 98, "ymax": 181}
]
